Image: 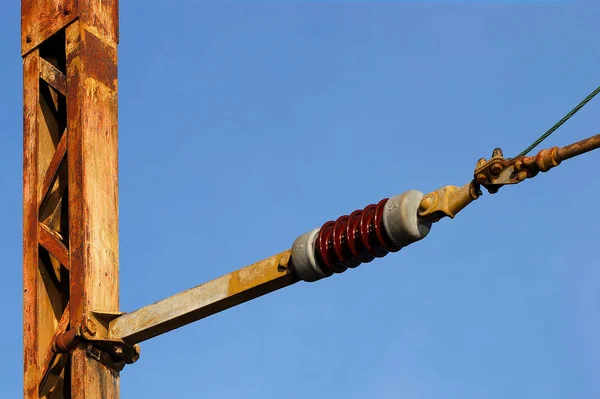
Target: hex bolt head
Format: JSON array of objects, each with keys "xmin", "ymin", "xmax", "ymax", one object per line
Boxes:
[
  {"xmin": 278, "ymin": 252, "xmax": 290, "ymax": 272},
  {"xmin": 114, "ymin": 347, "xmax": 124, "ymax": 358},
  {"xmin": 475, "ymin": 173, "xmax": 487, "ymax": 184},
  {"xmin": 85, "ymin": 318, "xmax": 97, "ymax": 336},
  {"xmin": 490, "ymin": 162, "xmax": 503, "ymax": 175},
  {"xmin": 514, "ymin": 159, "xmax": 523, "ymax": 170},
  {"xmin": 418, "ymin": 195, "xmax": 433, "ymax": 213}
]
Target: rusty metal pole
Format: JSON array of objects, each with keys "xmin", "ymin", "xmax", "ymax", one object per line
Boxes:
[{"xmin": 22, "ymin": 1, "xmax": 119, "ymax": 398}]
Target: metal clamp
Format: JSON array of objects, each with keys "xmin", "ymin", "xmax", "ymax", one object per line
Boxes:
[
  {"xmin": 419, "ymin": 133, "xmax": 600, "ymax": 221},
  {"xmin": 418, "ymin": 182, "xmax": 481, "ymax": 222},
  {"xmin": 54, "ymin": 311, "xmax": 140, "ymax": 372},
  {"xmin": 473, "ymin": 147, "xmax": 561, "ymax": 194}
]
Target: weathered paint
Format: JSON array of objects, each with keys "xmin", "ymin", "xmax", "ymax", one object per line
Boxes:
[
  {"xmin": 23, "ymin": 1, "xmax": 121, "ymax": 398},
  {"xmin": 38, "ymin": 308, "xmax": 70, "ymax": 397},
  {"xmin": 40, "ymin": 58, "xmax": 67, "ymax": 95},
  {"xmin": 66, "ymin": 16, "xmax": 120, "ymax": 398},
  {"xmin": 110, "ymin": 251, "xmax": 298, "ymax": 344},
  {"xmin": 21, "ymin": 0, "xmax": 119, "ymax": 56},
  {"xmin": 38, "ymin": 131, "xmax": 67, "ymax": 213},
  {"xmin": 23, "ymin": 49, "xmax": 41, "ymax": 399},
  {"xmin": 38, "ymin": 223, "xmax": 70, "ymax": 270},
  {"xmin": 21, "ymin": 0, "xmax": 76, "ymax": 55},
  {"xmin": 557, "ymin": 133, "xmax": 600, "ymax": 161}
]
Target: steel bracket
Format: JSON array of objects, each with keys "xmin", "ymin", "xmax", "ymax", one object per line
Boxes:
[
  {"xmin": 81, "ymin": 311, "xmax": 140, "ymax": 371},
  {"xmin": 54, "ymin": 311, "xmax": 140, "ymax": 372}
]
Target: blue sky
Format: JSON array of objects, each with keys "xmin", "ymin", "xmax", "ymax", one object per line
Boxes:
[{"xmin": 2, "ymin": 1, "xmax": 600, "ymax": 398}]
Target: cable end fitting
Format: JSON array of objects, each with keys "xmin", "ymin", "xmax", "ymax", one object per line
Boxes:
[{"xmin": 417, "ymin": 182, "xmax": 481, "ymax": 223}]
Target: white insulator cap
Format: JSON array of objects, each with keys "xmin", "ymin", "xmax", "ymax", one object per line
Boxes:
[
  {"xmin": 290, "ymin": 229, "xmax": 326, "ymax": 282},
  {"xmin": 383, "ymin": 190, "xmax": 432, "ymax": 248}
]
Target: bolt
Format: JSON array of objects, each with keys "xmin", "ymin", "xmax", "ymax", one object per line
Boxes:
[
  {"xmin": 419, "ymin": 196, "xmax": 433, "ymax": 213},
  {"xmin": 114, "ymin": 347, "xmax": 124, "ymax": 358},
  {"xmin": 278, "ymin": 252, "xmax": 290, "ymax": 272},
  {"xmin": 475, "ymin": 173, "xmax": 487, "ymax": 184},
  {"xmin": 131, "ymin": 345, "xmax": 141, "ymax": 363},
  {"xmin": 516, "ymin": 171, "xmax": 528, "ymax": 182},
  {"xmin": 490, "ymin": 162, "xmax": 503, "ymax": 175},
  {"xmin": 492, "ymin": 148, "xmax": 503, "ymax": 158},
  {"xmin": 476, "ymin": 158, "xmax": 487, "ymax": 168},
  {"xmin": 514, "ymin": 159, "xmax": 523, "ymax": 171},
  {"xmin": 85, "ymin": 318, "xmax": 97, "ymax": 336}
]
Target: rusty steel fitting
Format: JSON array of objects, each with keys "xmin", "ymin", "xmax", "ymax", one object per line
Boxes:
[
  {"xmin": 474, "ymin": 146, "xmax": 563, "ymax": 193},
  {"xmin": 418, "ymin": 182, "xmax": 481, "ymax": 222},
  {"xmin": 54, "ymin": 328, "xmax": 80, "ymax": 353}
]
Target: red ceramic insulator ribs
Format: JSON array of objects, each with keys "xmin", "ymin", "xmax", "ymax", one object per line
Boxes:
[{"xmin": 315, "ymin": 199, "xmax": 401, "ymax": 275}]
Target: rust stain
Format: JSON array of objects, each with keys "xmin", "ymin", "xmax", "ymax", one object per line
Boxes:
[
  {"xmin": 21, "ymin": 0, "xmax": 76, "ymax": 55},
  {"xmin": 82, "ymin": 29, "xmax": 117, "ymax": 91},
  {"xmin": 38, "ymin": 131, "xmax": 67, "ymax": 212},
  {"xmin": 228, "ymin": 251, "xmax": 292, "ymax": 296},
  {"xmin": 557, "ymin": 133, "xmax": 600, "ymax": 161},
  {"xmin": 23, "ymin": 50, "xmax": 40, "ymax": 399},
  {"xmin": 38, "ymin": 223, "xmax": 70, "ymax": 270},
  {"xmin": 39, "ymin": 57, "xmax": 67, "ymax": 95}
]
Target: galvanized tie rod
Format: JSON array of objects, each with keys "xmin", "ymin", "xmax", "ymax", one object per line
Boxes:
[{"xmin": 78, "ymin": 132, "xmax": 600, "ymax": 357}]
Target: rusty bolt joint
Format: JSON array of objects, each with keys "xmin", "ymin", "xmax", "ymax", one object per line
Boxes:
[
  {"xmin": 474, "ymin": 146, "xmax": 561, "ymax": 194},
  {"xmin": 54, "ymin": 327, "xmax": 81, "ymax": 353},
  {"xmin": 53, "ymin": 319, "xmax": 140, "ymax": 372}
]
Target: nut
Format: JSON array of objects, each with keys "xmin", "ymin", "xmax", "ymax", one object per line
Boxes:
[
  {"xmin": 475, "ymin": 173, "xmax": 487, "ymax": 184},
  {"xmin": 492, "ymin": 148, "xmax": 503, "ymax": 157},
  {"xmin": 418, "ymin": 195, "xmax": 433, "ymax": 213},
  {"xmin": 490, "ymin": 162, "xmax": 503, "ymax": 175},
  {"xmin": 85, "ymin": 318, "xmax": 97, "ymax": 336}
]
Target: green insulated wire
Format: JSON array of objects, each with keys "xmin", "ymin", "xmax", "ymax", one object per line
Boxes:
[{"xmin": 518, "ymin": 85, "xmax": 600, "ymax": 157}]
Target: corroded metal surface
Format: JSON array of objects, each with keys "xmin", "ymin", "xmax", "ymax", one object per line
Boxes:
[
  {"xmin": 39, "ymin": 58, "xmax": 67, "ymax": 95},
  {"xmin": 38, "ymin": 308, "xmax": 70, "ymax": 397},
  {"xmin": 557, "ymin": 133, "xmax": 600, "ymax": 161},
  {"xmin": 23, "ymin": 1, "xmax": 121, "ymax": 398},
  {"xmin": 38, "ymin": 223, "xmax": 69, "ymax": 269},
  {"xmin": 419, "ymin": 134, "xmax": 600, "ymax": 224},
  {"xmin": 38, "ymin": 132, "xmax": 67, "ymax": 212},
  {"xmin": 66, "ymin": 16, "xmax": 120, "ymax": 398},
  {"xmin": 21, "ymin": 0, "xmax": 119, "ymax": 56},
  {"xmin": 110, "ymin": 251, "xmax": 298, "ymax": 344},
  {"xmin": 474, "ymin": 133, "xmax": 600, "ymax": 195},
  {"xmin": 21, "ymin": 0, "xmax": 76, "ymax": 55},
  {"xmin": 22, "ymin": 49, "xmax": 41, "ymax": 399}
]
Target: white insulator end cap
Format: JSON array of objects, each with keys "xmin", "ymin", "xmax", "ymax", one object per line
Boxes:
[
  {"xmin": 290, "ymin": 229, "xmax": 326, "ymax": 282},
  {"xmin": 383, "ymin": 190, "xmax": 432, "ymax": 248}
]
